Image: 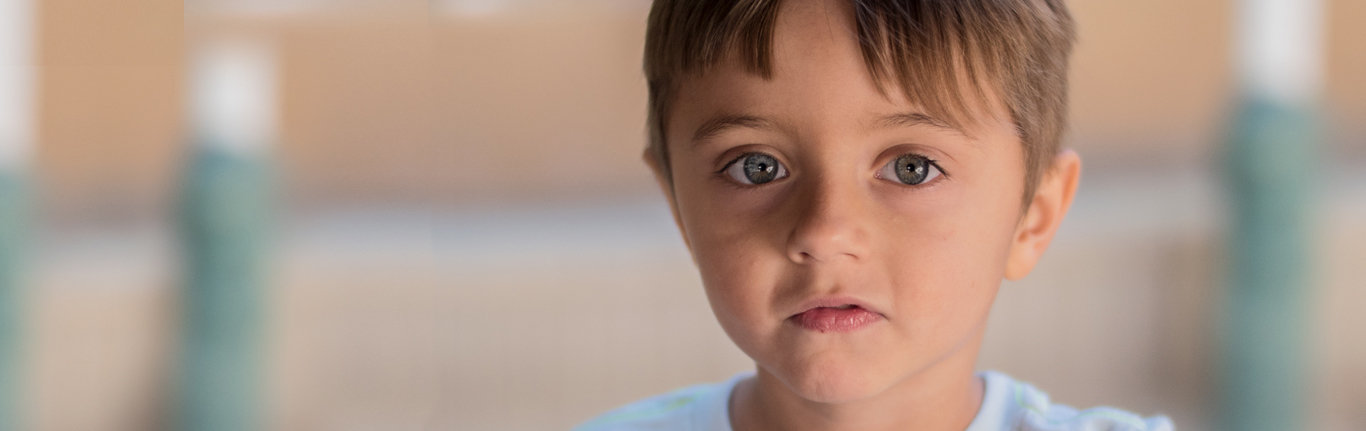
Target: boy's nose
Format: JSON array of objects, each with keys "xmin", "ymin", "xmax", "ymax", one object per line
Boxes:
[{"xmin": 785, "ymin": 174, "xmax": 872, "ymax": 265}]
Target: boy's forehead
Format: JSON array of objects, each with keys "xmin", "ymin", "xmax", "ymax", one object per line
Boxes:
[{"xmin": 673, "ymin": 67, "xmax": 1005, "ymax": 148}]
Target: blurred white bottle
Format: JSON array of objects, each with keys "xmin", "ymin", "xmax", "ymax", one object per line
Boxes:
[
  {"xmin": 1238, "ymin": 0, "xmax": 1324, "ymax": 105},
  {"xmin": 0, "ymin": 0, "xmax": 35, "ymax": 168},
  {"xmin": 191, "ymin": 35, "xmax": 278, "ymax": 156}
]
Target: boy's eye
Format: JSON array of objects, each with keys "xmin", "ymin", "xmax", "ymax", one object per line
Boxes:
[
  {"xmin": 724, "ymin": 153, "xmax": 788, "ymax": 185},
  {"xmin": 878, "ymin": 154, "xmax": 942, "ymax": 185}
]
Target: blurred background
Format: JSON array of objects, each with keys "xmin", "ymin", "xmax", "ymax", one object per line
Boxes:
[{"xmin": 0, "ymin": 0, "xmax": 1361, "ymax": 430}]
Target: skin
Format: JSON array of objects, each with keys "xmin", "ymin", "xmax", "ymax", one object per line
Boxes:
[{"xmin": 645, "ymin": 1, "xmax": 1081, "ymax": 430}]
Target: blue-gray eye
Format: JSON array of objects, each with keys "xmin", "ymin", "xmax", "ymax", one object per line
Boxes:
[
  {"xmin": 879, "ymin": 154, "xmax": 942, "ymax": 185},
  {"xmin": 724, "ymin": 153, "xmax": 788, "ymax": 185}
]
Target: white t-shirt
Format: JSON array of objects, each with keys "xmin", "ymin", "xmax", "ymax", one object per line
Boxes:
[{"xmin": 574, "ymin": 371, "xmax": 1175, "ymax": 431}]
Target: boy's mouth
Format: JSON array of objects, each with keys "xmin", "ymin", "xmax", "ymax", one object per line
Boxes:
[{"xmin": 789, "ymin": 304, "xmax": 881, "ymax": 333}]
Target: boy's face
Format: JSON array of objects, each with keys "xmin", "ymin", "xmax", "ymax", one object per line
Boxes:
[{"xmin": 653, "ymin": 0, "xmax": 1066, "ymax": 404}]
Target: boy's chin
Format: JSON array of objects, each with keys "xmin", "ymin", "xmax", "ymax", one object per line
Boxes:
[{"xmin": 769, "ymin": 356, "xmax": 891, "ymax": 404}]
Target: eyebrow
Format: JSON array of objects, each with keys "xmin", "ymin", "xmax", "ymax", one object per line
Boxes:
[
  {"xmin": 691, "ymin": 114, "xmax": 775, "ymax": 145},
  {"xmin": 874, "ymin": 112, "xmax": 972, "ymax": 139}
]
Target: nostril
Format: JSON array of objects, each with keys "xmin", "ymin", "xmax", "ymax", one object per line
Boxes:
[{"xmin": 792, "ymin": 250, "xmax": 821, "ymax": 264}]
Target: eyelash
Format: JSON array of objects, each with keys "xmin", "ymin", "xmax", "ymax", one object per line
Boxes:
[
  {"xmin": 715, "ymin": 154, "xmax": 744, "ymax": 175},
  {"xmin": 898, "ymin": 154, "xmax": 948, "ymax": 177},
  {"xmin": 715, "ymin": 152, "xmax": 759, "ymax": 174}
]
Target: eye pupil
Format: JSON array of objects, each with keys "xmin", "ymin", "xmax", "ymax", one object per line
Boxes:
[
  {"xmin": 894, "ymin": 155, "xmax": 930, "ymax": 185},
  {"xmin": 742, "ymin": 154, "xmax": 780, "ymax": 184}
]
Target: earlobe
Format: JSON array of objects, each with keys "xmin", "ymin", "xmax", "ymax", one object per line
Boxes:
[{"xmin": 1004, "ymin": 150, "xmax": 1081, "ymax": 280}]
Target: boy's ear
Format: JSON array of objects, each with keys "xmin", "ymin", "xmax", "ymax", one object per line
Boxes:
[
  {"xmin": 642, "ymin": 149, "xmax": 672, "ymax": 198},
  {"xmin": 1004, "ymin": 149, "xmax": 1081, "ymax": 280},
  {"xmin": 643, "ymin": 149, "xmax": 692, "ymax": 249}
]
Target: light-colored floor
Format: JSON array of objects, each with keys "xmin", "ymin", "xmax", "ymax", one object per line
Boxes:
[{"xmin": 19, "ymin": 166, "xmax": 1366, "ymax": 430}]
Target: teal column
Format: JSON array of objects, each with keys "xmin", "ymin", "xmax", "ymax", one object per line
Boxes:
[
  {"xmin": 0, "ymin": 174, "xmax": 26, "ymax": 431},
  {"xmin": 179, "ymin": 149, "xmax": 271, "ymax": 431},
  {"xmin": 1223, "ymin": 98, "xmax": 1317, "ymax": 431},
  {"xmin": 1222, "ymin": 1, "xmax": 1322, "ymax": 430},
  {"xmin": 0, "ymin": 0, "xmax": 35, "ymax": 429},
  {"xmin": 180, "ymin": 36, "xmax": 277, "ymax": 431}
]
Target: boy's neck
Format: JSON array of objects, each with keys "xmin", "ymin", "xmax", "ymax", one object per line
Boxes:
[{"xmin": 729, "ymin": 335, "xmax": 986, "ymax": 431}]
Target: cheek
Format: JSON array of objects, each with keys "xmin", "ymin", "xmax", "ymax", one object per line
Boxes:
[
  {"xmin": 693, "ymin": 237, "xmax": 770, "ymax": 314},
  {"xmin": 877, "ymin": 187, "xmax": 1017, "ymax": 331},
  {"xmin": 672, "ymin": 181, "xmax": 790, "ymax": 339},
  {"xmin": 691, "ymin": 234, "xmax": 792, "ymax": 360}
]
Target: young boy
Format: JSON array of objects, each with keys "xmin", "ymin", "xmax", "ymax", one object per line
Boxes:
[{"xmin": 579, "ymin": 0, "xmax": 1174, "ymax": 430}]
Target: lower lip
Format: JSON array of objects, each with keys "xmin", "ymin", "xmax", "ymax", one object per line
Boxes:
[{"xmin": 790, "ymin": 307, "xmax": 881, "ymax": 333}]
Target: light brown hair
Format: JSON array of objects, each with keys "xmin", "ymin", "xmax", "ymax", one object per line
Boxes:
[{"xmin": 643, "ymin": 0, "xmax": 1076, "ymax": 202}]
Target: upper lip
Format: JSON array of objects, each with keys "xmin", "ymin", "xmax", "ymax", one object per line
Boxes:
[{"xmin": 788, "ymin": 295, "xmax": 884, "ymax": 319}]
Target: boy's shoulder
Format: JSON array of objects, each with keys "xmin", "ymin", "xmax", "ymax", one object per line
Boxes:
[
  {"xmin": 572, "ymin": 373, "xmax": 749, "ymax": 431},
  {"xmin": 974, "ymin": 370, "xmax": 1175, "ymax": 431}
]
